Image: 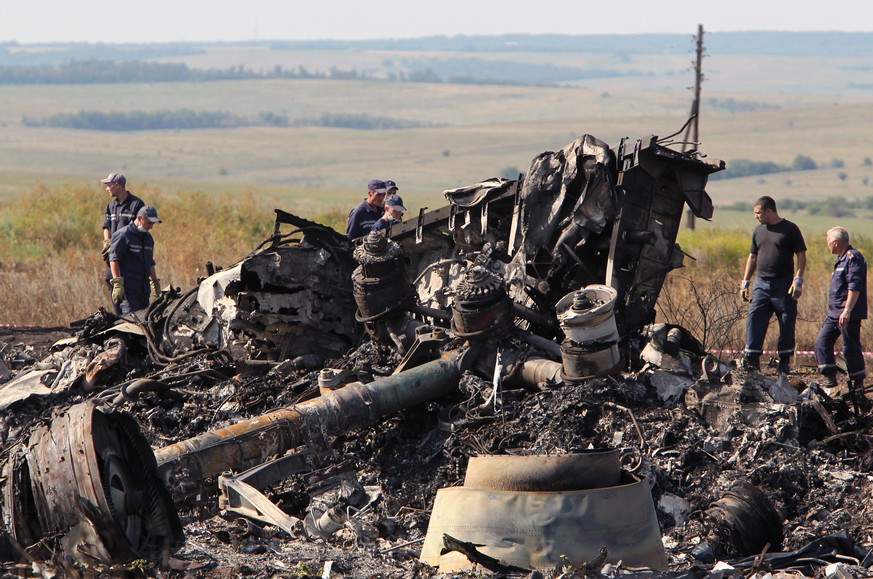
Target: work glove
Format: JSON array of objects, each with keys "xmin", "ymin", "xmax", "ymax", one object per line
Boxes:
[
  {"xmin": 740, "ymin": 279, "xmax": 750, "ymax": 302},
  {"xmin": 102, "ymin": 239, "xmax": 111, "ymax": 261},
  {"xmin": 150, "ymin": 278, "xmax": 161, "ymax": 299},
  {"xmin": 110, "ymin": 277, "xmax": 125, "ymax": 304},
  {"xmin": 788, "ymin": 276, "xmax": 803, "ymax": 299}
]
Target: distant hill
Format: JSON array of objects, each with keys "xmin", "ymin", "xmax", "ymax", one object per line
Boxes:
[
  {"xmin": 3, "ymin": 31, "xmax": 873, "ymax": 68},
  {"xmin": 268, "ymin": 31, "xmax": 873, "ymax": 57},
  {"xmin": 4, "ymin": 32, "xmax": 873, "ymax": 89}
]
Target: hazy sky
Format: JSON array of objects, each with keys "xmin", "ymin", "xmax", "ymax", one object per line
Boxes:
[{"xmin": 3, "ymin": 0, "xmax": 872, "ymax": 44}]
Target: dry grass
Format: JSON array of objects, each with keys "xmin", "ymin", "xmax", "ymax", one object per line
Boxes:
[{"xmin": 0, "ymin": 185, "xmax": 277, "ymax": 326}]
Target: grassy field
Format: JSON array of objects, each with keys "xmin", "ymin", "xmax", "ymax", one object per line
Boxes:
[{"xmin": 1, "ymin": 44, "xmax": 873, "ymax": 225}]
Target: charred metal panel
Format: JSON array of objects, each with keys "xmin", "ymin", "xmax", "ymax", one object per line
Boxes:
[
  {"xmin": 497, "ymin": 135, "xmax": 620, "ymax": 332},
  {"xmin": 160, "ymin": 214, "xmax": 360, "ymax": 361},
  {"xmin": 606, "ymin": 135, "xmax": 723, "ymax": 336},
  {"xmin": 382, "ymin": 131, "xmax": 721, "ymax": 347}
]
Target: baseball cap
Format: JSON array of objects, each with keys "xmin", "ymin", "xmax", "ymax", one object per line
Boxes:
[
  {"xmin": 101, "ymin": 172, "xmax": 126, "ymax": 186},
  {"xmin": 137, "ymin": 205, "xmax": 161, "ymax": 223},
  {"xmin": 385, "ymin": 194, "xmax": 406, "ymax": 212},
  {"xmin": 367, "ymin": 179, "xmax": 388, "ymax": 193},
  {"xmin": 385, "ymin": 179, "xmax": 398, "ymax": 191}
]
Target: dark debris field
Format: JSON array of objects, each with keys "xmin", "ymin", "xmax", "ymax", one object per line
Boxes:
[{"xmin": 2, "ymin": 327, "xmax": 873, "ymax": 578}]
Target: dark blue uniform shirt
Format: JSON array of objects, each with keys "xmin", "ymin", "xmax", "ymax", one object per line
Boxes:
[
  {"xmin": 108, "ymin": 223, "xmax": 155, "ymax": 290},
  {"xmin": 828, "ymin": 246, "xmax": 867, "ymax": 320},
  {"xmin": 103, "ymin": 192, "xmax": 145, "ymax": 236},
  {"xmin": 346, "ymin": 200, "xmax": 385, "ymax": 239}
]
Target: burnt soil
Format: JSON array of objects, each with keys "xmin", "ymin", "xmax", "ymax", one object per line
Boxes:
[{"xmin": 2, "ymin": 327, "xmax": 873, "ymax": 578}]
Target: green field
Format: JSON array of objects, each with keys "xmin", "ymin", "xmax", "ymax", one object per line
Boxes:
[{"xmin": 1, "ymin": 43, "xmax": 873, "ymax": 229}]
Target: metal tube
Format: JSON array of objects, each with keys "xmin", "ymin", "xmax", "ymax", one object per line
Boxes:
[
  {"xmin": 510, "ymin": 357, "xmax": 564, "ymax": 389},
  {"xmin": 154, "ymin": 352, "xmax": 463, "ymax": 492}
]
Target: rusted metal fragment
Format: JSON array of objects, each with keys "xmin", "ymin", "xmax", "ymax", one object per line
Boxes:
[
  {"xmin": 0, "ymin": 369, "xmax": 54, "ymax": 411},
  {"xmin": 82, "ymin": 337, "xmax": 126, "ymax": 392},
  {"xmin": 218, "ymin": 451, "xmax": 312, "ymax": 537},
  {"xmin": 2, "ymin": 402, "xmax": 182, "ymax": 565},
  {"xmin": 463, "ymin": 451, "xmax": 621, "ymax": 491}
]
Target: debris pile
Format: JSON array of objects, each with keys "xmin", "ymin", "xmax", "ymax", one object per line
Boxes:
[{"xmin": 3, "ymin": 129, "xmax": 873, "ymax": 578}]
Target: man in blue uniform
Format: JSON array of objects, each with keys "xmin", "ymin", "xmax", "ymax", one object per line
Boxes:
[
  {"xmin": 814, "ymin": 226, "xmax": 867, "ymax": 396},
  {"xmin": 346, "ymin": 179, "xmax": 388, "ymax": 239},
  {"xmin": 101, "ymin": 172, "xmax": 145, "ymax": 313},
  {"xmin": 108, "ymin": 205, "xmax": 162, "ymax": 314},
  {"xmin": 739, "ymin": 196, "xmax": 807, "ymax": 374},
  {"xmin": 373, "ymin": 193, "xmax": 407, "ymax": 232}
]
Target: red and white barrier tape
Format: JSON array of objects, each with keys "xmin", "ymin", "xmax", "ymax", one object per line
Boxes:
[{"xmin": 710, "ymin": 349, "xmax": 873, "ymax": 358}]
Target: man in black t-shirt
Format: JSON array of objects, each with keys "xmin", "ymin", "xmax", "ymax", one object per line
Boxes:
[{"xmin": 739, "ymin": 196, "xmax": 807, "ymax": 374}]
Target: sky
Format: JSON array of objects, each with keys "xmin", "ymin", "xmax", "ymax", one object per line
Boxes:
[{"xmin": 2, "ymin": 0, "xmax": 872, "ymax": 44}]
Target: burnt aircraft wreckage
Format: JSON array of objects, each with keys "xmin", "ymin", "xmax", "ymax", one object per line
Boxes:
[{"xmin": 1, "ymin": 130, "xmax": 736, "ymax": 571}]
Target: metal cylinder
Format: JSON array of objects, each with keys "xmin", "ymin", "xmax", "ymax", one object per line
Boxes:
[
  {"xmin": 556, "ymin": 285, "xmax": 622, "ymax": 380},
  {"xmin": 463, "ymin": 450, "xmax": 622, "ymax": 491},
  {"xmin": 509, "ymin": 356, "xmax": 564, "ymax": 389},
  {"xmin": 421, "ymin": 461, "xmax": 667, "ymax": 572},
  {"xmin": 2, "ymin": 402, "xmax": 183, "ymax": 565},
  {"xmin": 451, "ymin": 265, "xmax": 513, "ymax": 339},
  {"xmin": 555, "ymin": 285, "xmax": 619, "ymax": 345},
  {"xmin": 559, "ymin": 340, "xmax": 622, "ymax": 381},
  {"xmin": 154, "ymin": 352, "xmax": 463, "ymax": 493},
  {"xmin": 352, "ymin": 231, "xmax": 415, "ymax": 322}
]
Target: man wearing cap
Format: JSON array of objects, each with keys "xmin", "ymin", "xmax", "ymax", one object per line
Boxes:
[
  {"xmin": 373, "ymin": 193, "xmax": 407, "ymax": 232},
  {"xmin": 101, "ymin": 172, "xmax": 145, "ymax": 313},
  {"xmin": 108, "ymin": 205, "xmax": 162, "ymax": 314},
  {"xmin": 346, "ymin": 179, "xmax": 388, "ymax": 239}
]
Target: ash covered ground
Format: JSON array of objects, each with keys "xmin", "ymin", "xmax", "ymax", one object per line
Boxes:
[{"xmin": 2, "ymin": 326, "xmax": 873, "ymax": 578}]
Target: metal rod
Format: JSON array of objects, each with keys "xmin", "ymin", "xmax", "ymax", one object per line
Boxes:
[{"xmin": 154, "ymin": 352, "xmax": 463, "ymax": 493}]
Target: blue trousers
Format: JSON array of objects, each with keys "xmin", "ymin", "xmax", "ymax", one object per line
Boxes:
[
  {"xmin": 815, "ymin": 316, "xmax": 865, "ymax": 380},
  {"xmin": 120, "ymin": 285, "xmax": 150, "ymax": 315},
  {"xmin": 744, "ymin": 277, "xmax": 796, "ymax": 359}
]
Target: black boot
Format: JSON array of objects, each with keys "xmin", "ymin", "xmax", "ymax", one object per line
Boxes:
[
  {"xmin": 741, "ymin": 355, "xmax": 760, "ymax": 371},
  {"xmin": 848, "ymin": 377, "xmax": 865, "ymax": 414},
  {"xmin": 777, "ymin": 356, "xmax": 791, "ymax": 375},
  {"xmin": 850, "ymin": 376, "xmax": 866, "ymax": 400},
  {"xmin": 821, "ymin": 370, "xmax": 838, "ymax": 388}
]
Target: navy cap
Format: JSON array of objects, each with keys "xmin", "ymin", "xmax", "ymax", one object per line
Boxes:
[
  {"xmin": 367, "ymin": 179, "xmax": 388, "ymax": 193},
  {"xmin": 101, "ymin": 172, "xmax": 126, "ymax": 186},
  {"xmin": 385, "ymin": 194, "xmax": 406, "ymax": 212},
  {"xmin": 385, "ymin": 179, "xmax": 398, "ymax": 191},
  {"xmin": 137, "ymin": 205, "xmax": 161, "ymax": 223}
]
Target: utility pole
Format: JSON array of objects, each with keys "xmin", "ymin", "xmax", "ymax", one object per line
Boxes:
[
  {"xmin": 683, "ymin": 24, "xmax": 704, "ymax": 152},
  {"xmin": 684, "ymin": 24, "xmax": 705, "ymax": 230}
]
